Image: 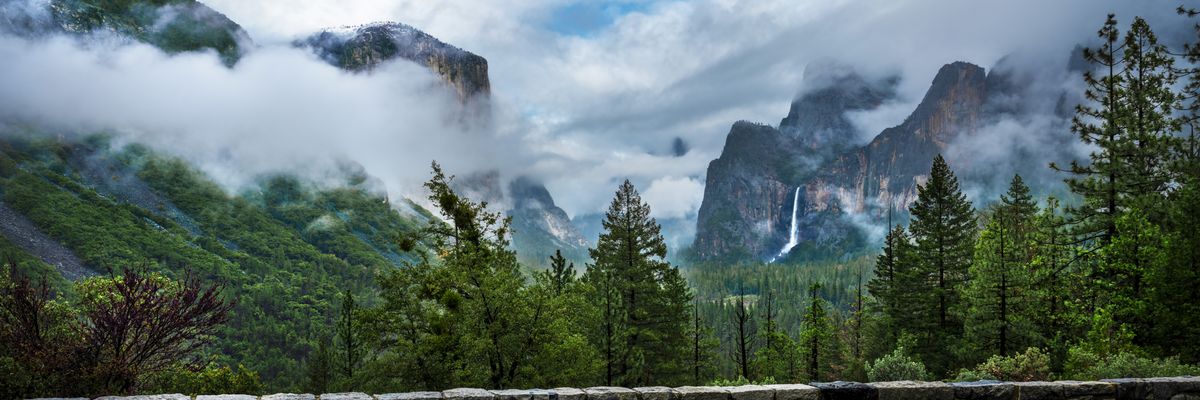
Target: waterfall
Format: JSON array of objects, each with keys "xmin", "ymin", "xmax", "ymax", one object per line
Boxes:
[{"xmin": 769, "ymin": 187, "xmax": 801, "ymax": 263}]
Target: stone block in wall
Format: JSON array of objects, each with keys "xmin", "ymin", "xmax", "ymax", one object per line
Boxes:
[
  {"xmin": 810, "ymin": 382, "xmax": 877, "ymax": 400},
  {"xmin": 951, "ymin": 381, "xmax": 1014, "ymax": 400},
  {"xmin": 871, "ymin": 380, "xmax": 953, "ymax": 400},
  {"xmin": 445, "ymin": 388, "xmax": 495, "ymax": 400},
  {"xmin": 198, "ymin": 395, "xmax": 258, "ymax": 400},
  {"xmin": 26, "ymin": 398, "xmax": 89, "ymax": 400},
  {"xmin": 726, "ymin": 385, "xmax": 772, "ymax": 400},
  {"xmin": 96, "ymin": 394, "xmax": 191, "ymax": 400},
  {"xmin": 762, "ymin": 384, "xmax": 819, "ymax": 400},
  {"xmin": 264, "ymin": 394, "xmax": 317, "ymax": 400},
  {"xmin": 552, "ymin": 388, "xmax": 587, "ymax": 400},
  {"xmin": 635, "ymin": 386, "xmax": 680, "ymax": 400},
  {"xmin": 1013, "ymin": 381, "xmax": 1115, "ymax": 400},
  {"xmin": 584, "ymin": 387, "xmax": 638, "ymax": 400},
  {"xmin": 1103, "ymin": 377, "xmax": 1200, "ymax": 400},
  {"xmin": 377, "ymin": 392, "xmax": 444, "ymax": 400},
  {"xmin": 674, "ymin": 386, "xmax": 730, "ymax": 400},
  {"xmin": 322, "ymin": 393, "xmax": 372, "ymax": 400},
  {"xmin": 492, "ymin": 389, "xmax": 532, "ymax": 400}
]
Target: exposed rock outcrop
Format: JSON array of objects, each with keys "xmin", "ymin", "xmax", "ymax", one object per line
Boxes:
[
  {"xmin": 299, "ymin": 22, "xmax": 491, "ymax": 104},
  {"xmin": 694, "ymin": 61, "xmax": 993, "ymax": 262}
]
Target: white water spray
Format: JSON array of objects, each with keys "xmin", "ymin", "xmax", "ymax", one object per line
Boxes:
[{"xmin": 769, "ymin": 187, "xmax": 801, "ymax": 263}]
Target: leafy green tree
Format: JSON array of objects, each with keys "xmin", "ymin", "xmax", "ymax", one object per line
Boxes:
[
  {"xmin": 361, "ymin": 163, "xmax": 599, "ymax": 390},
  {"xmin": 907, "ymin": 154, "xmax": 976, "ymax": 375},
  {"xmin": 583, "ymin": 180, "xmax": 693, "ymax": 386}
]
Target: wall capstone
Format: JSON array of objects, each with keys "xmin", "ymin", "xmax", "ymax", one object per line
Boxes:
[
  {"xmin": 30, "ymin": 377, "xmax": 1200, "ymax": 400},
  {"xmin": 871, "ymin": 380, "xmax": 952, "ymax": 400}
]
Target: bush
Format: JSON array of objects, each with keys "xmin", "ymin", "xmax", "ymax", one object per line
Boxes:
[
  {"xmin": 867, "ymin": 346, "xmax": 929, "ymax": 382},
  {"xmin": 709, "ymin": 376, "xmax": 778, "ymax": 386},
  {"xmin": 956, "ymin": 348, "xmax": 1051, "ymax": 382},
  {"xmin": 144, "ymin": 363, "xmax": 264, "ymax": 395},
  {"xmin": 1065, "ymin": 347, "xmax": 1200, "ymax": 380}
]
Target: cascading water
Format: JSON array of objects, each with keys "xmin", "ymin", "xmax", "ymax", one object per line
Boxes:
[{"xmin": 769, "ymin": 187, "xmax": 801, "ymax": 263}]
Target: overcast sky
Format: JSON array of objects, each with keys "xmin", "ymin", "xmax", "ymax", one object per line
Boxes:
[
  {"xmin": 202, "ymin": 0, "xmax": 1181, "ymax": 216},
  {"xmin": 0, "ymin": 0, "xmax": 1189, "ymax": 246}
]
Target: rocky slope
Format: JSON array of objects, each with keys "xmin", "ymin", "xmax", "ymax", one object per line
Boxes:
[
  {"xmin": 694, "ymin": 61, "xmax": 1013, "ymax": 263},
  {"xmin": 299, "ymin": 22, "xmax": 491, "ymax": 104}
]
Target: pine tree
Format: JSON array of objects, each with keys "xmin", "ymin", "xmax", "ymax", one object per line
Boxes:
[
  {"xmin": 583, "ymin": 180, "xmax": 692, "ymax": 386},
  {"xmin": 729, "ymin": 282, "xmax": 755, "ymax": 380},
  {"xmin": 547, "ymin": 249, "xmax": 575, "ymax": 296},
  {"xmin": 907, "ymin": 154, "xmax": 976, "ymax": 375},
  {"xmin": 1027, "ymin": 197, "xmax": 1079, "ymax": 372},
  {"xmin": 799, "ymin": 283, "xmax": 837, "ymax": 381},
  {"xmin": 1056, "ymin": 14, "xmax": 1127, "ymax": 248},
  {"xmin": 304, "ymin": 334, "xmax": 335, "ymax": 394},
  {"xmin": 690, "ymin": 298, "xmax": 720, "ymax": 384},
  {"xmin": 964, "ymin": 175, "xmax": 1040, "ymax": 358},
  {"xmin": 337, "ymin": 289, "xmax": 362, "ymax": 381},
  {"xmin": 866, "ymin": 225, "xmax": 918, "ymax": 348}
]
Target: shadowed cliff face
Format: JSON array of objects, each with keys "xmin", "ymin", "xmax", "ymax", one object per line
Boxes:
[
  {"xmin": 694, "ymin": 61, "xmax": 991, "ymax": 263},
  {"xmin": 299, "ymin": 22, "xmax": 491, "ymax": 104}
]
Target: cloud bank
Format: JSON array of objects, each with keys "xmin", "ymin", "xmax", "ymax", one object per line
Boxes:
[{"xmin": 1, "ymin": 0, "xmax": 1192, "ymax": 250}]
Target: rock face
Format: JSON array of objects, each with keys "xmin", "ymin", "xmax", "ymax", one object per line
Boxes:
[
  {"xmin": 693, "ymin": 62, "xmax": 898, "ymax": 262},
  {"xmin": 299, "ymin": 22, "xmax": 491, "ymax": 103},
  {"xmin": 694, "ymin": 61, "xmax": 993, "ymax": 262},
  {"xmin": 453, "ymin": 172, "xmax": 590, "ymax": 267},
  {"xmin": 508, "ymin": 176, "xmax": 590, "ymax": 266}
]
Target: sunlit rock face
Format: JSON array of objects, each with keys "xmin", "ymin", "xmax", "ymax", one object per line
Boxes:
[
  {"xmin": 299, "ymin": 21, "xmax": 491, "ymax": 104},
  {"xmin": 694, "ymin": 61, "xmax": 994, "ymax": 263}
]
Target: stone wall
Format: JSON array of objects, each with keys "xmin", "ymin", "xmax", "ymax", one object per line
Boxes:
[{"xmin": 33, "ymin": 377, "xmax": 1200, "ymax": 400}]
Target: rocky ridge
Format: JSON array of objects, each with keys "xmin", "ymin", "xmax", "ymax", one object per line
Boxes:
[
  {"xmin": 694, "ymin": 61, "xmax": 1001, "ymax": 262},
  {"xmin": 299, "ymin": 21, "xmax": 491, "ymax": 104}
]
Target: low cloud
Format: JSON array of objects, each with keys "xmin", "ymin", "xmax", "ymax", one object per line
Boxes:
[
  {"xmin": 641, "ymin": 176, "xmax": 705, "ymax": 220},
  {"xmin": 1, "ymin": 0, "xmax": 1190, "ymax": 251}
]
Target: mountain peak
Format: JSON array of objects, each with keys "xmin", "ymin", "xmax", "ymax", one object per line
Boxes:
[
  {"xmin": 780, "ymin": 62, "xmax": 896, "ymax": 151},
  {"xmin": 299, "ymin": 21, "xmax": 491, "ymax": 102}
]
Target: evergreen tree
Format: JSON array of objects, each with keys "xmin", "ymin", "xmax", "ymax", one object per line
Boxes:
[
  {"xmin": 963, "ymin": 175, "xmax": 1039, "ymax": 359},
  {"xmin": 583, "ymin": 180, "xmax": 693, "ymax": 386},
  {"xmin": 689, "ymin": 298, "xmax": 720, "ymax": 384},
  {"xmin": 338, "ymin": 289, "xmax": 362, "ymax": 381},
  {"xmin": 729, "ymin": 282, "xmax": 755, "ymax": 380},
  {"xmin": 304, "ymin": 335, "xmax": 335, "ymax": 394},
  {"xmin": 547, "ymin": 249, "xmax": 576, "ymax": 296},
  {"xmin": 799, "ymin": 283, "xmax": 838, "ymax": 381},
  {"xmin": 1027, "ymin": 197, "xmax": 1080, "ymax": 372},
  {"xmin": 866, "ymin": 225, "xmax": 918, "ymax": 349},
  {"xmin": 907, "ymin": 154, "xmax": 976, "ymax": 375}
]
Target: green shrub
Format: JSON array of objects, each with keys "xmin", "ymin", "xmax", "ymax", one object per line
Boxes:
[
  {"xmin": 1065, "ymin": 347, "xmax": 1200, "ymax": 380},
  {"xmin": 955, "ymin": 348, "xmax": 1051, "ymax": 382},
  {"xmin": 709, "ymin": 376, "xmax": 778, "ymax": 386},
  {"xmin": 144, "ymin": 362, "xmax": 264, "ymax": 395},
  {"xmin": 866, "ymin": 346, "xmax": 929, "ymax": 382}
]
